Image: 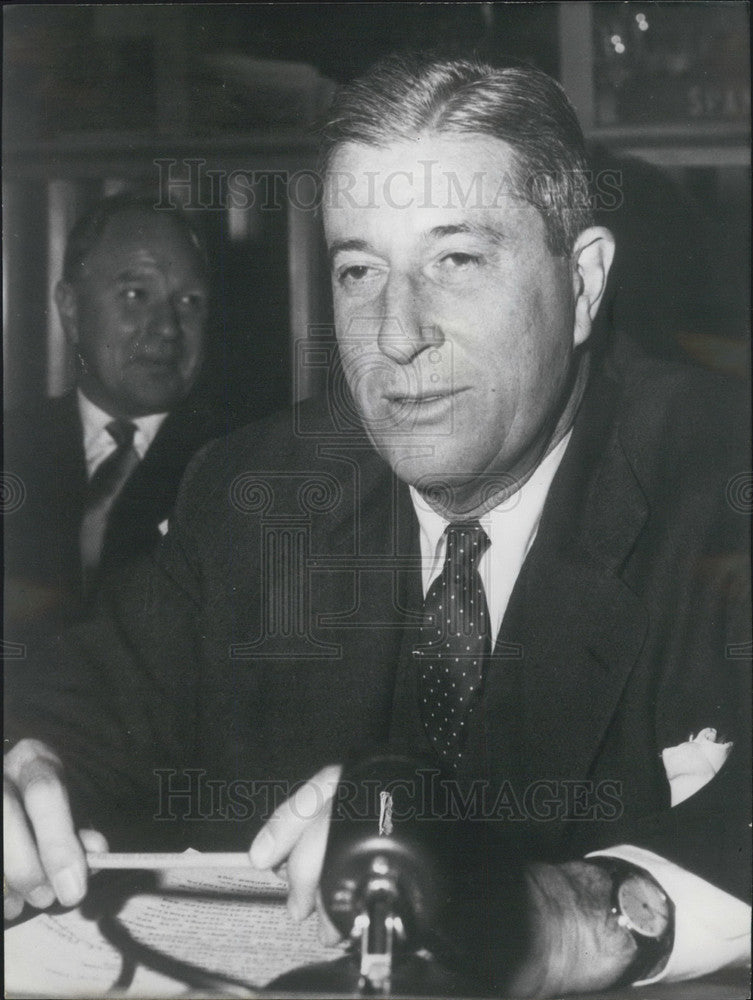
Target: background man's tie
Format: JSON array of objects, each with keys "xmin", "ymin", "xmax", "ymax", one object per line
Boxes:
[
  {"xmin": 80, "ymin": 418, "xmax": 139, "ymax": 583},
  {"xmin": 414, "ymin": 521, "xmax": 491, "ymax": 765}
]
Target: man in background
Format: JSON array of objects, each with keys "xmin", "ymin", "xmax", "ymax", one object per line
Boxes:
[{"xmin": 4, "ymin": 195, "xmax": 219, "ymax": 646}]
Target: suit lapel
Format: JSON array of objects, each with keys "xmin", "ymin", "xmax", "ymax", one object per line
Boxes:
[
  {"xmin": 109, "ymin": 408, "xmax": 190, "ymax": 525},
  {"xmin": 104, "ymin": 400, "xmax": 219, "ymax": 557},
  {"xmin": 318, "ymin": 441, "xmax": 413, "ymax": 638},
  {"xmin": 482, "ymin": 370, "xmax": 650, "ymax": 791},
  {"xmin": 515, "ymin": 546, "xmax": 648, "ymax": 790},
  {"xmin": 49, "ymin": 391, "xmax": 87, "ymax": 500},
  {"xmin": 52, "ymin": 394, "xmax": 87, "ymax": 592},
  {"xmin": 307, "ymin": 443, "xmax": 418, "ymax": 748}
]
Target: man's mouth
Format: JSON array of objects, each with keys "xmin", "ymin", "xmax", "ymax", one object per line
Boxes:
[
  {"xmin": 133, "ymin": 355, "xmax": 179, "ymax": 369},
  {"xmin": 378, "ymin": 387, "xmax": 469, "ymax": 427},
  {"xmin": 385, "ymin": 387, "xmax": 466, "ymax": 404}
]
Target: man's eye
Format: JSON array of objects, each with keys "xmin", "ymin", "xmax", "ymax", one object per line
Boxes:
[
  {"xmin": 438, "ymin": 252, "xmax": 482, "ymax": 271},
  {"xmin": 177, "ymin": 293, "xmax": 206, "ymax": 310},
  {"xmin": 338, "ymin": 265, "xmax": 372, "ymax": 283},
  {"xmin": 121, "ymin": 287, "xmax": 146, "ymax": 302},
  {"xmin": 335, "ymin": 264, "xmax": 382, "ymax": 292}
]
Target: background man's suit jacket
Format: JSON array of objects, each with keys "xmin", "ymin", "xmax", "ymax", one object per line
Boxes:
[
  {"xmin": 4, "ymin": 388, "xmax": 228, "ymax": 645},
  {"xmin": 8, "ymin": 351, "xmax": 750, "ymax": 904}
]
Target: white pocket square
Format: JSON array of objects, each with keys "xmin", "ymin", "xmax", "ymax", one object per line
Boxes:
[
  {"xmin": 158, "ymin": 519, "xmax": 169, "ymax": 536},
  {"xmin": 661, "ymin": 728, "xmax": 733, "ymax": 807}
]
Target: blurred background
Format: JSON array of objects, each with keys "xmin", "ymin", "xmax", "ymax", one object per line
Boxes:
[{"xmin": 3, "ymin": 2, "xmax": 750, "ymax": 421}]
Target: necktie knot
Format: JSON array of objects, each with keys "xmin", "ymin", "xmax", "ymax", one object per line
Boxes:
[
  {"xmin": 444, "ymin": 519, "xmax": 490, "ymax": 565},
  {"xmin": 106, "ymin": 419, "xmax": 137, "ymax": 450}
]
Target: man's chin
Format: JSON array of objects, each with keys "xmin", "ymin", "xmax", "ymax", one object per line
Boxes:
[
  {"xmin": 380, "ymin": 448, "xmax": 521, "ymax": 518},
  {"xmin": 384, "ymin": 453, "xmax": 470, "ymax": 514},
  {"xmin": 121, "ymin": 383, "xmax": 190, "ymax": 417}
]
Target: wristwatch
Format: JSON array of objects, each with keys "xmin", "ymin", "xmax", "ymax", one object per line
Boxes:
[{"xmin": 589, "ymin": 857, "xmax": 675, "ymax": 987}]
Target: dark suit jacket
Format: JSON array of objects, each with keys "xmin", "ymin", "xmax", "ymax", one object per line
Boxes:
[
  {"xmin": 7, "ymin": 352, "xmax": 750, "ymax": 905},
  {"xmin": 4, "ymin": 388, "xmax": 228, "ymax": 646}
]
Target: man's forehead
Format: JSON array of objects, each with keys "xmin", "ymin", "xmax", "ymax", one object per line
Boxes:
[
  {"xmin": 97, "ymin": 211, "xmax": 189, "ymax": 249},
  {"xmin": 82, "ymin": 212, "xmax": 205, "ymax": 276},
  {"xmin": 322, "ymin": 133, "xmax": 540, "ymax": 235},
  {"xmin": 327, "ymin": 132, "xmax": 518, "ymax": 180}
]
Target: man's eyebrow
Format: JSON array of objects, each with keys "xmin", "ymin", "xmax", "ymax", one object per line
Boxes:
[
  {"xmin": 426, "ymin": 223, "xmax": 508, "ymax": 244},
  {"xmin": 114, "ymin": 265, "xmax": 157, "ymax": 281},
  {"xmin": 327, "ymin": 239, "xmax": 371, "ymax": 265}
]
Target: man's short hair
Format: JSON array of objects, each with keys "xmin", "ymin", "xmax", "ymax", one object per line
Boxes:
[
  {"xmin": 62, "ymin": 193, "xmax": 208, "ymax": 285},
  {"xmin": 320, "ymin": 54, "xmax": 594, "ymax": 256}
]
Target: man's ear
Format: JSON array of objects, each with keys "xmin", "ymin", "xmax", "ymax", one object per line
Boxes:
[
  {"xmin": 570, "ymin": 227, "xmax": 615, "ymax": 348},
  {"xmin": 54, "ymin": 280, "xmax": 79, "ymax": 346}
]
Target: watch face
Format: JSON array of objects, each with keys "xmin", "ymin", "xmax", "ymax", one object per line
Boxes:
[{"xmin": 618, "ymin": 873, "xmax": 671, "ymax": 939}]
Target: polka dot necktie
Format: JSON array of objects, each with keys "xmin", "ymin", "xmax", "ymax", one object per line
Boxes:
[
  {"xmin": 414, "ymin": 521, "xmax": 491, "ymax": 765},
  {"xmin": 80, "ymin": 419, "xmax": 140, "ymax": 581}
]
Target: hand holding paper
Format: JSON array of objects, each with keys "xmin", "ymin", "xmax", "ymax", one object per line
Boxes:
[
  {"xmin": 249, "ymin": 763, "xmax": 342, "ymax": 924},
  {"xmin": 3, "ymin": 738, "xmax": 107, "ymax": 920}
]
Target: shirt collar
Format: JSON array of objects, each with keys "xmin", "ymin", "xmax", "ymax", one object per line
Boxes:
[
  {"xmin": 409, "ymin": 430, "xmax": 573, "ymax": 578},
  {"xmin": 77, "ymin": 388, "xmax": 168, "ymax": 464}
]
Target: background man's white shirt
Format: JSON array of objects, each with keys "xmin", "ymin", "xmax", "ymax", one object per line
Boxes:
[{"xmin": 78, "ymin": 389, "xmax": 167, "ymax": 479}]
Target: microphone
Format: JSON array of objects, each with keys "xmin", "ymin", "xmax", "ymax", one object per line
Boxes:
[
  {"xmin": 273, "ymin": 753, "xmax": 529, "ymax": 997},
  {"xmin": 320, "ymin": 754, "xmax": 445, "ymax": 992}
]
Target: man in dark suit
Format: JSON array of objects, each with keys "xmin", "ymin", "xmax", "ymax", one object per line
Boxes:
[
  {"xmin": 5, "ymin": 58, "xmax": 750, "ymax": 995},
  {"xmin": 4, "ymin": 194, "xmax": 219, "ymax": 646}
]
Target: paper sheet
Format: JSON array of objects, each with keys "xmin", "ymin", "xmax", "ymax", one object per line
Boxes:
[{"xmin": 5, "ymin": 858, "xmax": 345, "ymax": 998}]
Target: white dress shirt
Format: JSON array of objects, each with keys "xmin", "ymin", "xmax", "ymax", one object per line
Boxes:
[
  {"xmin": 410, "ymin": 432, "xmax": 571, "ymax": 639},
  {"xmin": 408, "ymin": 432, "xmax": 751, "ymax": 984},
  {"xmin": 78, "ymin": 390, "xmax": 168, "ymax": 480}
]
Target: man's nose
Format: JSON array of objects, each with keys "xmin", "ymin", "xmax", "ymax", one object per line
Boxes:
[
  {"xmin": 377, "ymin": 274, "xmax": 442, "ymax": 364},
  {"xmin": 148, "ymin": 299, "xmax": 181, "ymax": 340}
]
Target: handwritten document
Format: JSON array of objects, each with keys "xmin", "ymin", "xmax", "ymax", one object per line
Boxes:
[{"xmin": 5, "ymin": 855, "xmax": 345, "ymax": 998}]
